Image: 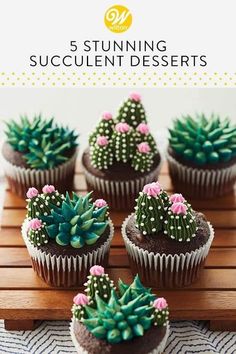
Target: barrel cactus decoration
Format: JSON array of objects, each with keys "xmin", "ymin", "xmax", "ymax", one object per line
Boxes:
[
  {"xmin": 90, "ymin": 136, "xmax": 113, "ymax": 170},
  {"xmin": 116, "ymin": 92, "xmax": 147, "ymax": 128},
  {"xmin": 89, "ymin": 112, "xmax": 115, "ymax": 146},
  {"xmin": 152, "ymin": 298, "xmax": 169, "ymax": 327},
  {"xmin": 169, "ymin": 114, "xmax": 236, "ymax": 165},
  {"xmin": 113, "ymin": 123, "xmax": 135, "ymax": 163},
  {"xmin": 26, "ymin": 187, "xmax": 51, "ymax": 219},
  {"xmin": 27, "ymin": 218, "xmax": 49, "ymax": 246},
  {"xmin": 131, "ymin": 143, "xmax": 154, "ymax": 173}
]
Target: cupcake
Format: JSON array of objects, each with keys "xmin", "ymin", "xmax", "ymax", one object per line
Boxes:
[
  {"xmin": 21, "ymin": 186, "xmax": 114, "ymax": 287},
  {"xmin": 167, "ymin": 114, "xmax": 236, "ymax": 198},
  {"xmin": 82, "ymin": 93, "xmax": 162, "ymax": 211},
  {"xmin": 70, "ymin": 265, "xmax": 170, "ymax": 354},
  {"xmin": 2, "ymin": 114, "xmax": 78, "ymax": 197},
  {"xmin": 122, "ymin": 182, "xmax": 214, "ymax": 288}
]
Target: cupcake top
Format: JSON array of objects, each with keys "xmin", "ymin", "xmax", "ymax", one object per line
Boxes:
[
  {"xmin": 24, "ymin": 186, "xmax": 109, "ymax": 249},
  {"xmin": 88, "ymin": 92, "xmax": 158, "ymax": 173},
  {"xmin": 72, "ymin": 265, "xmax": 169, "ymax": 344},
  {"xmin": 169, "ymin": 114, "xmax": 236, "ymax": 166},
  {"xmin": 4, "ymin": 115, "xmax": 78, "ymax": 170},
  {"xmin": 135, "ymin": 182, "xmax": 198, "ymax": 242}
]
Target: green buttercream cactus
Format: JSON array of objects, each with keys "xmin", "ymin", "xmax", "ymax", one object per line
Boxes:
[
  {"xmin": 5, "ymin": 114, "xmax": 78, "ymax": 169},
  {"xmin": 90, "ymin": 136, "xmax": 113, "ymax": 170},
  {"xmin": 71, "ymin": 268, "xmax": 169, "ymax": 344},
  {"xmin": 89, "ymin": 112, "xmax": 115, "ymax": 146},
  {"xmin": 41, "ymin": 192, "xmax": 109, "ymax": 248},
  {"xmin": 113, "ymin": 122, "xmax": 135, "ymax": 162},
  {"xmin": 116, "ymin": 92, "xmax": 147, "ymax": 128},
  {"xmin": 26, "ymin": 187, "xmax": 51, "ymax": 219},
  {"xmin": 169, "ymin": 114, "xmax": 236, "ymax": 165},
  {"xmin": 163, "ymin": 199, "xmax": 197, "ymax": 242},
  {"xmin": 84, "ymin": 265, "xmax": 115, "ymax": 305},
  {"xmin": 136, "ymin": 123, "xmax": 158, "ymax": 154},
  {"xmin": 27, "ymin": 218, "xmax": 49, "ymax": 246},
  {"xmin": 135, "ymin": 182, "xmax": 165, "ymax": 235},
  {"xmin": 41, "ymin": 185, "xmax": 64, "ymax": 207},
  {"xmin": 152, "ymin": 298, "xmax": 169, "ymax": 327},
  {"xmin": 131, "ymin": 142, "xmax": 154, "ymax": 173}
]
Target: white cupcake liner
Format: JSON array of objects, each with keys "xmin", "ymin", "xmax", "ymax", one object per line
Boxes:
[
  {"xmin": 21, "ymin": 218, "xmax": 114, "ymax": 287},
  {"xmin": 70, "ymin": 319, "xmax": 170, "ymax": 354},
  {"xmin": 122, "ymin": 214, "xmax": 214, "ymax": 288},
  {"xmin": 3, "ymin": 149, "xmax": 78, "ymax": 197},
  {"xmin": 166, "ymin": 150, "xmax": 236, "ymax": 199},
  {"xmin": 83, "ymin": 156, "xmax": 162, "ymax": 211}
]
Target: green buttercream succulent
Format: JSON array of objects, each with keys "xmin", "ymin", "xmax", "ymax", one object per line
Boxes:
[
  {"xmin": 5, "ymin": 115, "xmax": 78, "ymax": 169},
  {"xmin": 116, "ymin": 92, "xmax": 147, "ymax": 128},
  {"xmin": 90, "ymin": 137, "xmax": 113, "ymax": 170},
  {"xmin": 84, "ymin": 272, "xmax": 115, "ymax": 305},
  {"xmin": 41, "ymin": 192, "xmax": 109, "ymax": 248},
  {"xmin": 89, "ymin": 112, "xmax": 114, "ymax": 146},
  {"xmin": 169, "ymin": 114, "xmax": 236, "ymax": 165}
]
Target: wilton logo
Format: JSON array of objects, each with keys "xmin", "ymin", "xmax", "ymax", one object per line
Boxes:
[{"xmin": 104, "ymin": 5, "xmax": 132, "ymax": 33}]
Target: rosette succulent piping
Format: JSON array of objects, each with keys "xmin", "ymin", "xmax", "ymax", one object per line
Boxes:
[
  {"xmin": 41, "ymin": 192, "xmax": 109, "ymax": 248},
  {"xmin": 169, "ymin": 114, "xmax": 236, "ymax": 165}
]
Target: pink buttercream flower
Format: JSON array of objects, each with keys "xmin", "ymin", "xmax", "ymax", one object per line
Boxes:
[
  {"xmin": 73, "ymin": 293, "xmax": 89, "ymax": 306},
  {"xmin": 28, "ymin": 218, "xmax": 42, "ymax": 230},
  {"xmin": 26, "ymin": 187, "xmax": 38, "ymax": 199},
  {"xmin": 42, "ymin": 185, "xmax": 55, "ymax": 194},
  {"xmin": 171, "ymin": 202, "xmax": 187, "ymax": 215},
  {"xmin": 143, "ymin": 182, "xmax": 161, "ymax": 197},
  {"xmin": 115, "ymin": 122, "xmax": 130, "ymax": 133},
  {"xmin": 129, "ymin": 92, "xmax": 141, "ymax": 102},
  {"xmin": 96, "ymin": 136, "xmax": 109, "ymax": 146},
  {"xmin": 90, "ymin": 265, "xmax": 105, "ymax": 276},
  {"xmin": 94, "ymin": 199, "xmax": 107, "ymax": 208},
  {"xmin": 102, "ymin": 111, "xmax": 113, "ymax": 121},
  {"xmin": 137, "ymin": 142, "xmax": 151, "ymax": 154},
  {"xmin": 169, "ymin": 193, "xmax": 185, "ymax": 204},
  {"xmin": 153, "ymin": 297, "xmax": 168, "ymax": 310},
  {"xmin": 136, "ymin": 123, "xmax": 150, "ymax": 135}
]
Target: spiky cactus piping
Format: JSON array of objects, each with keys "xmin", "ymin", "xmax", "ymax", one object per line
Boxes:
[
  {"xmin": 27, "ymin": 219, "xmax": 49, "ymax": 246},
  {"xmin": 89, "ymin": 112, "xmax": 114, "ymax": 146},
  {"xmin": 116, "ymin": 92, "xmax": 147, "ymax": 128},
  {"xmin": 152, "ymin": 298, "xmax": 169, "ymax": 327},
  {"xmin": 135, "ymin": 183, "xmax": 165, "ymax": 235},
  {"xmin": 131, "ymin": 143, "xmax": 154, "ymax": 173},
  {"xmin": 169, "ymin": 114, "xmax": 236, "ymax": 165},
  {"xmin": 41, "ymin": 192, "xmax": 109, "ymax": 248},
  {"xmin": 72, "ymin": 269, "xmax": 168, "ymax": 344},
  {"xmin": 90, "ymin": 137, "xmax": 113, "ymax": 170},
  {"xmin": 113, "ymin": 124, "xmax": 135, "ymax": 163},
  {"xmin": 5, "ymin": 115, "xmax": 78, "ymax": 169},
  {"xmin": 84, "ymin": 272, "xmax": 115, "ymax": 305}
]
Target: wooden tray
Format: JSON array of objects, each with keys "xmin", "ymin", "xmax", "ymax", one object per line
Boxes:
[{"xmin": 0, "ymin": 162, "xmax": 236, "ymax": 331}]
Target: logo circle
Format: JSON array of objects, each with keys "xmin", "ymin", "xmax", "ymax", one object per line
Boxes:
[{"xmin": 104, "ymin": 5, "xmax": 132, "ymax": 33}]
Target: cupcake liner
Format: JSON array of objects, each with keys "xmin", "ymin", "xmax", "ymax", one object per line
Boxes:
[
  {"xmin": 21, "ymin": 219, "xmax": 114, "ymax": 288},
  {"xmin": 122, "ymin": 214, "xmax": 214, "ymax": 288},
  {"xmin": 3, "ymin": 149, "xmax": 78, "ymax": 198},
  {"xmin": 70, "ymin": 319, "xmax": 170, "ymax": 354},
  {"xmin": 166, "ymin": 150, "xmax": 236, "ymax": 199},
  {"xmin": 83, "ymin": 157, "xmax": 162, "ymax": 211}
]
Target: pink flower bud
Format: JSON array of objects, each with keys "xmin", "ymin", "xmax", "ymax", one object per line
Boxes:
[
  {"xmin": 28, "ymin": 218, "xmax": 42, "ymax": 230},
  {"xmin": 129, "ymin": 92, "xmax": 141, "ymax": 102},
  {"xmin": 169, "ymin": 193, "xmax": 185, "ymax": 204},
  {"xmin": 73, "ymin": 293, "xmax": 89, "ymax": 306},
  {"xmin": 137, "ymin": 142, "xmax": 151, "ymax": 154},
  {"xmin": 115, "ymin": 122, "xmax": 130, "ymax": 133},
  {"xmin": 42, "ymin": 185, "xmax": 55, "ymax": 194},
  {"xmin": 102, "ymin": 111, "xmax": 113, "ymax": 120},
  {"xmin": 90, "ymin": 265, "xmax": 105, "ymax": 276},
  {"xmin": 143, "ymin": 182, "xmax": 161, "ymax": 197},
  {"xmin": 96, "ymin": 136, "xmax": 109, "ymax": 147},
  {"xmin": 94, "ymin": 199, "xmax": 107, "ymax": 208},
  {"xmin": 153, "ymin": 297, "xmax": 168, "ymax": 310},
  {"xmin": 26, "ymin": 187, "xmax": 38, "ymax": 199},
  {"xmin": 137, "ymin": 123, "xmax": 150, "ymax": 135},
  {"xmin": 170, "ymin": 202, "xmax": 187, "ymax": 215}
]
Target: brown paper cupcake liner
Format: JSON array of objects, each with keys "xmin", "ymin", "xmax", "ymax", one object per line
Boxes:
[
  {"xmin": 70, "ymin": 319, "xmax": 170, "ymax": 354},
  {"xmin": 21, "ymin": 219, "xmax": 114, "ymax": 288},
  {"xmin": 83, "ymin": 158, "xmax": 162, "ymax": 211},
  {"xmin": 122, "ymin": 214, "xmax": 214, "ymax": 288},
  {"xmin": 3, "ymin": 150, "xmax": 78, "ymax": 198},
  {"xmin": 166, "ymin": 151, "xmax": 236, "ymax": 199}
]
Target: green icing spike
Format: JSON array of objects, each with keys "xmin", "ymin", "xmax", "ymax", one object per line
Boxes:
[{"xmin": 169, "ymin": 114, "xmax": 236, "ymax": 165}]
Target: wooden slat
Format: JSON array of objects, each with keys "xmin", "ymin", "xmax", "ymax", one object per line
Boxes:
[
  {"xmin": 1, "ymin": 290, "xmax": 236, "ymax": 321},
  {"xmin": 0, "ymin": 268, "xmax": 236, "ymax": 291}
]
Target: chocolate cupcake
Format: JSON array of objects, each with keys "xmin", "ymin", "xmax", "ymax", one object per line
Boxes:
[
  {"xmin": 82, "ymin": 93, "xmax": 162, "ymax": 211},
  {"xmin": 167, "ymin": 114, "xmax": 236, "ymax": 199},
  {"xmin": 2, "ymin": 115, "xmax": 78, "ymax": 197},
  {"xmin": 70, "ymin": 265, "xmax": 170, "ymax": 354},
  {"xmin": 21, "ymin": 186, "xmax": 114, "ymax": 287},
  {"xmin": 122, "ymin": 182, "xmax": 214, "ymax": 288}
]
